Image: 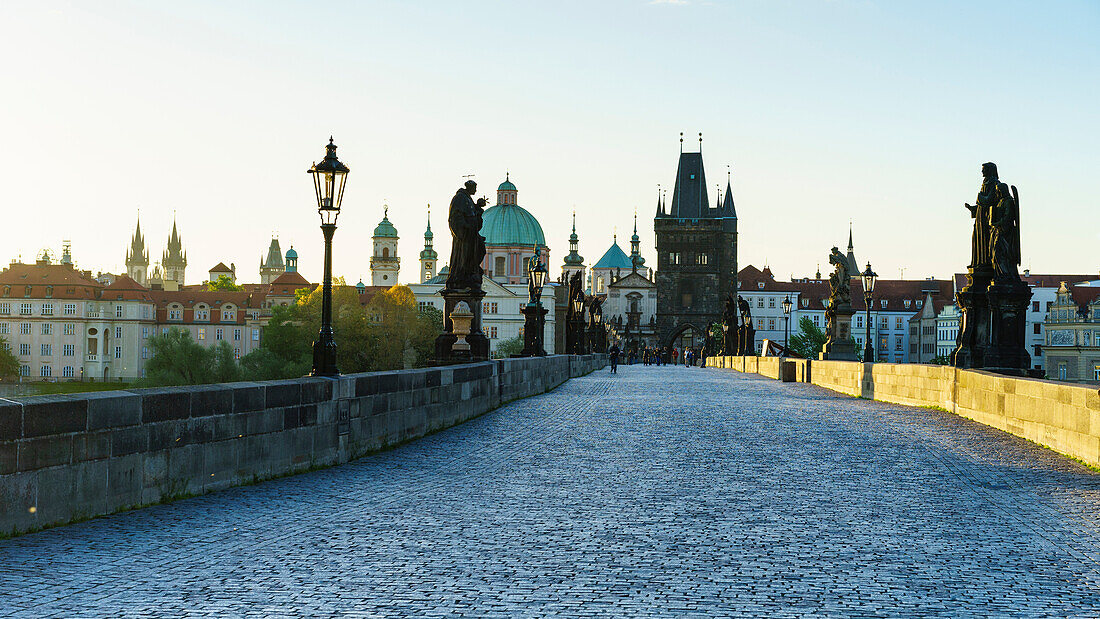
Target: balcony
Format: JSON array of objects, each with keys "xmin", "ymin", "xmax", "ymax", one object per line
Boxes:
[{"xmin": 85, "ymin": 354, "xmax": 98, "ymax": 362}]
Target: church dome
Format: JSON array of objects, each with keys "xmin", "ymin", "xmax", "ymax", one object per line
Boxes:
[
  {"xmin": 593, "ymin": 241, "xmax": 633, "ymax": 270},
  {"xmin": 497, "ymin": 179, "xmax": 517, "ymax": 192},
  {"xmin": 373, "ymin": 212, "xmax": 398, "ymax": 238},
  {"xmin": 285, "ymin": 246, "xmax": 298, "ymax": 259},
  {"xmin": 481, "ymin": 204, "xmax": 545, "ymax": 247}
]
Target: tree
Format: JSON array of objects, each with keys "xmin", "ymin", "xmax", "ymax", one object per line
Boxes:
[
  {"xmin": 0, "ymin": 335, "xmax": 19, "ymax": 380},
  {"xmin": 206, "ymin": 274, "xmax": 242, "ymax": 291},
  {"xmin": 787, "ymin": 316, "xmax": 827, "ymax": 359},
  {"xmin": 493, "ymin": 335, "xmax": 523, "ymax": 358},
  {"xmin": 142, "ymin": 329, "xmax": 217, "ymax": 386},
  {"xmin": 211, "ymin": 341, "xmax": 243, "ymax": 383},
  {"xmin": 363, "ymin": 285, "xmax": 440, "ymax": 370}
]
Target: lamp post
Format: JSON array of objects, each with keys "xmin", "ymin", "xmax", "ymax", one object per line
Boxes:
[
  {"xmin": 861, "ymin": 261, "xmax": 877, "ymax": 363},
  {"xmin": 571, "ymin": 296, "xmax": 586, "ymax": 354},
  {"xmin": 520, "ymin": 247, "xmax": 548, "ymax": 356},
  {"xmin": 308, "ymin": 137, "xmax": 349, "ymax": 377},
  {"xmin": 781, "ymin": 295, "xmax": 793, "ymax": 358}
]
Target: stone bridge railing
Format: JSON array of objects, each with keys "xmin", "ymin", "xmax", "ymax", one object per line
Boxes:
[
  {"xmin": 0, "ymin": 354, "xmax": 606, "ymax": 537},
  {"xmin": 707, "ymin": 355, "xmax": 1100, "ymax": 469}
]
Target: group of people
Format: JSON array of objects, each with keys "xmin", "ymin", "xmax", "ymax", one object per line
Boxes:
[{"xmin": 603, "ymin": 346, "xmax": 704, "ymax": 371}]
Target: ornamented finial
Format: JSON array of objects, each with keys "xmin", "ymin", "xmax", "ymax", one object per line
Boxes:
[
  {"xmin": 679, "ymin": 132, "xmax": 683, "ymax": 152},
  {"xmin": 698, "ymin": 132, "xmax": 702, "ymax": 151}
]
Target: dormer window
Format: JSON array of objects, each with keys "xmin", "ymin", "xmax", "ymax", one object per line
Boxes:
[
  {"xmin": 2, "ymin": 286, "xmax": 9, "ymax": 297},
  {"xmin": 903, "ymin": 300, "xmax": 911, "ymax": 308},
  {"xmin": 45, "ymin": 286, "xmax": 53, "ymax": 298},
  {"xmin": 757, "ymin": 282, "xmax": 764, "ymax": 289},
  {"xmin": 916, "ymin": 300, "xmax": 923, "ymax": 308},
  {"xmin": 24, "ymin": 286, "xmax": 32, "ymax": 297},
  {"xmin": 880, "ymin": 299, "xmax": 887, "ymax": 309}
]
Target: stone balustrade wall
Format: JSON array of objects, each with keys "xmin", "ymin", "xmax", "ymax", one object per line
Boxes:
[
  {"xmin": 707, "ymin": 356, "xmax": 1100, "ymax": 468},
  {"xmin": 0, "ymin": 354, "xmax": 606, "ymax": 537}
]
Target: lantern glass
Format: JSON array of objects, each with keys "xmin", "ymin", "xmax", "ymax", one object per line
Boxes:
[
  {"xmin": 861, "ymin": 262, "xmax": 877, "ymax": 295},
  {"xmin": 308, "ymin": 138, "xmax": 350, "ymax": 225},
  {"xmin": 782, "ymin": 296, "xmax": 792, "ymax": 315}
]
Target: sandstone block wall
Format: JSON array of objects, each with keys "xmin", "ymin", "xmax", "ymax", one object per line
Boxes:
[
  {"xmin": 0, "ymin": 354, "xmax": 606, "ymax": 537},
  {"xmin": 706, "ymin": 355, "xmax": 1100, "ymax": 469}
]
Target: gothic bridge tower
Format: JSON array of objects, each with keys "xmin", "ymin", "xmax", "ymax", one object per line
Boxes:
[{"xmin": 654, "ymin": 133, "xmax": 738, "ymax": 350}]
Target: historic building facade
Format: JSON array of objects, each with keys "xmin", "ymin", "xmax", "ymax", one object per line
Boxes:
[
  {"xmin": 1043, "ymin": 280, "xmax": 1100, "ymax": 383},
  {"xmin": 654, "ymin": 143, "xmax": 738, "ymax": 350},
  {"xmin": 370, "ymin": 207, "xmax": 400, "ymax": 287},
  {"xmin": 259, "ymin": 238, "xmax": 286, "ymax": 284},
  {"xmin": 419, "ymin": 211, "xmax": 438, "ymax": 283}
]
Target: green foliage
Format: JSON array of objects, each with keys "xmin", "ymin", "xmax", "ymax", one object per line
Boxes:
[
  {"xmin": 206, "ymin": 274, "xmax": 242, "ymax": 291},
  {"xmin": 493, "ymin": 335, "xmax": 524, "ymax": 358},
  {"xmin": 140, "ymin": 329, "xmax": 239, "ymax": 386},
  {"xmin": 787, "ymin": 316, "xmax": 827, "ymax": 359},
  {"xmin": 0, "ymin": 335, "xmax": 19, "ymax": 380},
  {"xmin": 930, "ymin": 354, "xmax": 950, "ymax": 365}
]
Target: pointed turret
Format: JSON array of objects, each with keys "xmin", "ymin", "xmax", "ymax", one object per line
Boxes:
[
  {"xmin": 562, "ymin": 210, "xmax": 586, "ymax": 282},
  {"xmin": 125, "ymin": 216, "xmax": 149, "ymax": 285},
  {"xmin": 845, "ymin": 223, "xmax": 859, "ymax": 274},
  {"xmin": 259, "ymin": 237, "xmax": 286, "ymax": 284},
  {"xmin": 162, "ymin": 217, "xmax": 187, "ymax": 286},
  {"xmin": 722, "ymin": 167, "xmax": 737, "ymax": 218}
]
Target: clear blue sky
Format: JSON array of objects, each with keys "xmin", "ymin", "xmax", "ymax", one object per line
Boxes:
[{"xmin": 1, "ymin": 1, "xmax": 1097, "ymax": 283}]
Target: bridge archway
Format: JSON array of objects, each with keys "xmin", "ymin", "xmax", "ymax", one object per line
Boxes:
[{"xmin": 663, "ymin": 323, "xmax": 704, "ymax": 358}]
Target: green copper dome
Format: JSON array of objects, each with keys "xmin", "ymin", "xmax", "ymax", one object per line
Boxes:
[
  {"xmin": 481, "ymin": 203, "xmax": 545, "ymax": 247},
  {"xmin": 284, "ymin": 246, "xmax": 298, "ymax": 259},
  {"xmin": 373, "ymin": 210, "xmax": 398, "ymax": 238},
  {"xmin": 498, "ymin": 179, "xmax": 517, "ymax": 192}
]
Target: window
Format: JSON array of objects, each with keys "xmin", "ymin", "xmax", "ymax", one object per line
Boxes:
[
  {"xmin": 0, "ymin": 323, "xmax": 6, "ymax": 335},
  {"xmin": 44, "ymin": 286, "xmax": 53, "ymax": 298},
  {"xmin": 142, "ymin": 347, "xmax": 149, "ymax": 360},
  {"xmin": 494, "ymin": 256, "xmax": 507, "ymax": 277},
  {"xmin": 1094, "ymin": 365, "xmax": 1100, "ymax": 381},
  {"xmin": 41, "ymin": 303, "xmax": 54, "ymax": 316},
  {"xmin": 23, "ymin": 286, "xmax": 31, "ymax": 297},
  {"xmin": 1059, "ymin": 364, "xmax": 1067, "ymax": 380},
  {"xmin": 482, "ymin": 302, "xmax": 498, "ymax": 314},
  {"xmin": 40, "ymin": 365, "xmax": 51, "ymax": 378},
  {"xmin": 855, "ymin": 315, "xmax": 863, "ymax": 328},
  {"xmin": 19, "ymin": 365, "xmax": 29, "ymax": 377},
  {"xmin": 668, "ymin": 252, "xmax": 681, "ymax": 265},
  {"xmin": 768, "ymin": 318, "xmax": 775, "ymax": 330},
  {"xmin": 757, "ymin": 298, "xmax": 764, "ymax": 308},
  {"xmin": 142, "ymin": 327, "xmax": 149, "ymax": 339},
  {"xmin": 812, "ymin": 315, "xmax": 820, "ymax": 326},
  {"xmin": 114, "ymin": 326, "xmax": 122, "ymax": 339},
  {"xmin": 63, "ymin": 344, "xmax": 74, "ymax": 357},
  {"xmin": 169, "ymin": 309, "xmax": 182, "ymax": 321},
  {"xmin": 488, "ymin": 326, "xmax": 498, "ymax": 339},
  {"xmin": 64, "ymin": 323, "xmax": 75, "ymax": 336},
  {"xmin": 757, "ymin": 318, "xmax": 765, "ymax": 330},
  {"xmin": 234, "ymin": 328, "xmax": 241, "ymax": 341},
  {"xmin": 20, "ymin": 303, "xmax": 32, "ymax": 315},
  {"xmin": 20, "ymin": 323, "xmax": 30, "ymax": 335},
  {"xmin": 216, "ymin": 328, "xmax": 224, "ymax": 341},
  {"xmin": 1046, "ymin": 302, "xmax": 1053, "ymax": 311},
  {"xmin": 916, "ymin": 300, "xmax": 923, "ymax": 308},
  {"xmin": 904, "ymin": 300, "xmax": 911, "ymax": 309},
  {"xmin": 1032, "ymin": 301, "xmax": 1040, "ymax": 312},
  {"xmin": 252, "ymin": 329, "xmax": 260, "ymax": 342},
  {"xmin": 0, "ymin": 287, "xmax": 7, "ymax": 298},
  {"xmin": 233, "ymin": 348, "xmax": 241, "ymax": 360},
  {"xmin": 115, "ymin": 305, "xmax": 123, "ymax": 318},
  {"xmin": 1034, "ymin": 323, "xmax": 1042, "ymax": 335},
  {"xmin": 221, "ymin": 308, "xmax": 235, "ymax": 322},
  {"xmin": 0, "ymin": 302, "xmax": 8, "ymax": 315},
  {"xmin": 198, "ymin": 327, "xmax": 206, "ymax": 341},
  {"xmin": 1034, "ymin": 345, "xmax": 1042, "ymax": 357},
  {"xmin": 142, "ymin": 305, "xmax": 150, "ymax": 319},
  {"xmin": 880, "ymin": 300, "xmax": 887, "ymax": 309},
  {"xmin": 895, "ymin": 336, "xmax": 903, "ymax": 351},
  {"xmin": 19, "ymin": 343, "xmax": 29, "ymax": 356},
  {"xmin": 895, "ymin": 317, "xmax": 903, "ymax": 329},
  {"xmin": 196, "ymin": 306, "xmax": 209, "ymax": 321},
  {"xmin": 114, "ymin": 346, "xmax": 122, "ymax": 359},
  {"xmin": 40, "ymin": 344, "xmax": 51, "ymax": 356},
  {"xmin": 39, "ymin": 324, "xmax": 51, "ymax": 336},
  {"xmin": 881, "ymin": 317, "xmax": 889, "ymax": 330},
  {"xmin": 768, "ymin": 298, "xmax": 776, "ymax": 309},
  {"xmin": 695, "ymin": 253, "xmax": 709, "ymax": 265},
  {"xmin": 62, "ymin": 366, "xmax": 74, "ymax": 378}
]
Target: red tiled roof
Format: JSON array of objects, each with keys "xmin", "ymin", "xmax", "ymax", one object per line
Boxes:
[
  {"xmin": 739, "ymin": 265, "xmax": 952, "ymax": 313},
  {"xmin": 101, "ymin": 274, "xmax": 154, "ymax": 302},
  {"xmin": 955, "ymin": 272, "xmax": 1098, "ymax": 291},
  {"xmin": 209, "ymin": 263, "xmax": 232, "ymax": 273},
  {"xmin": 0, "ymin": 263, "xmax": 103, "ymax": 300}
]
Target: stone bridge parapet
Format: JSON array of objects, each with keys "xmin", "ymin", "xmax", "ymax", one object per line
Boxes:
[{"xmin": 0, "ymin": 354, "xmax": 606, "ymax": 537}]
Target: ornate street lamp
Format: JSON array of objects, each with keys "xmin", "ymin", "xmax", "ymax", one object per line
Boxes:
[
  {"xmin": 308, "ymin": 137, "xmax": 350, "ymax": 377},
  {"xmin": 861, "ymin": 261, "xmax": 877, "ymax": 363},
  {"xmin": 781, "ymin": 295, "xmax": 793, "ymax": 358},
  {"xmin": 519, "ymin": 247, "xmax": 549, "ymax": 356},
  {"xmin": 571, "ymin": 295, "xmax": 586, "ymax": 354}
]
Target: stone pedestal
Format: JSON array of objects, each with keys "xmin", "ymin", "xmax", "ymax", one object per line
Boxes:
[
  {"xmin": 820, "ymin": 303, "xmax": 857, "ymax": 361},
  {"xmin": 435, "ymin": 289, "xmax": 489, "ymax": 362},
  {"xmin": 951, "ymin": 269, "xmax": 992, "ymax": 370},
  {"xmin": 722, "ymin": 324, "xmax": 736, "ymax": 356},
  {"xmin": 984, "ymin": 282, "xmax": 1033, "ymax": 376},
  {"xmin": 518, "ymin": 303, "xmax": 548, "ymax": 357}
]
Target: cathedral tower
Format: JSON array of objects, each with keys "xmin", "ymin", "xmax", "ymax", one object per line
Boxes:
[
  {"xmin": 370, "ymin": 205, "xmax": 400, "ymax": 286},
  {"xmin": 162, "ymin": 218, "xmax": 187, "ymax": 286},
  {"xmin": 125, "ymin": 216, "xmax": 149, "ymax": 286},
  {"xmin": 562, "ymin": 211, "xmax": 585, "ymax": 283},
  {"xmin": 654, "ymin": 133, "xmax": 738, "ymax": 350},
  {"xmin": 260, "ymin": 237, "xmax": 286, "ymax": 284},
  {"xmin": 419, "ymin": 208, "xmax": 438, "ymax": 283}
]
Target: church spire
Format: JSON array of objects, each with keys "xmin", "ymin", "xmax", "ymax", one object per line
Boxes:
[
  {"xmin": 630, "ymin": 210, "xmax": 645, "ymax": 272},
  {"xmin": 722, "ymin": 165, "xmax": 737, "ymax": 218},
  {"xmin": 845, "ymin": 222, "xmax": 859, "ymax": 274},
  {"xmin": 563, "ymin": 209, "xmax": 584, "ymax": 269}
]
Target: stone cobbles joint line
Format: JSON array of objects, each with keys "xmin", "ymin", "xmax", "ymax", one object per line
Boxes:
[{"xmin": 3, "ymin": 365, "xmax": 1100, "ymax": 616}]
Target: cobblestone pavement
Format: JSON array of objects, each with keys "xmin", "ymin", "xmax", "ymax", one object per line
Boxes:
[{"xmin": 5, "ymin": 366, "xmax": 1100, "ymax": 617}]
